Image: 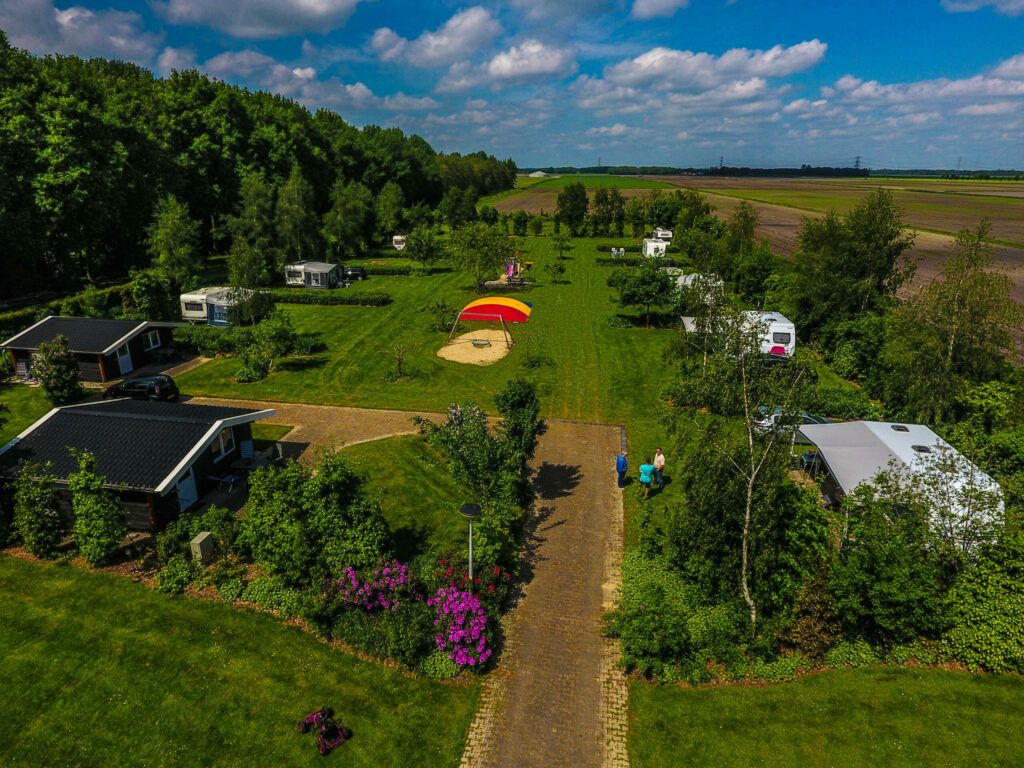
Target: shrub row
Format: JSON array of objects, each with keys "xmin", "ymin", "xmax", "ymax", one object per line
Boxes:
[
  {"xmin": 0, "ymin": 282, "xmax": 129, "ymax": 338},
  {"xmin": 360, "ymin": 264, "xmax": 453, "ymax": 276},
  {"xmin": 269, "ymin": 290, "xmax": 392, "ymax": 307}
]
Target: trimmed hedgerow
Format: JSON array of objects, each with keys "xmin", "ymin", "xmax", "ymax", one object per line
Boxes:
[{"xmin": 269, "ymin": 290, "xmax": 391, "ymax": 307}]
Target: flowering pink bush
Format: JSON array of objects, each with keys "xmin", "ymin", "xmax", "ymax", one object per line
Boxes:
[
  {"xmin": 427, "ymin": 587, "xmax": 491, "ymax": 667},
  {"xmin": 337, "ymin": 559, "xmax": 417, "ymax": 611}
]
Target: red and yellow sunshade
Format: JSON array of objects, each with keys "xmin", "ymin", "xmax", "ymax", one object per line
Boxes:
[{"xmin": 458, "ymin": 297, "xmax": 533, "ymax": 323}]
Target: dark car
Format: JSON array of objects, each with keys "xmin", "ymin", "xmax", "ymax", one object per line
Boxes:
[
  {"xmin": 343, "ymin": 266, "xmax": 366, "ymax": 281},
  {"xmin": 102, "ymin": 374, "xmax": 179, "ymax": 401}
]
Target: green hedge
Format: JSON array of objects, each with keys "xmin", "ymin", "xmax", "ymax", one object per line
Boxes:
[
  {"xmin": 362, "ymin": 265, "xmax": 453, "ymax": 276},
  {"xmin": 0, "ymin": 283, "xmax": 129, "ymax": 339},
  {"xmin": 270, "ymin": 290, "xmax": 392, "ymax": 307}
]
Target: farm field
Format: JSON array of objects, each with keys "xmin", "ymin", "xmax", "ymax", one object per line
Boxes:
[
  {"xmin": 629, "ymin": 667, "xmax": 1024, "ymax": 768},
  {"xmin": 0, "ymin": 555, "xmax": 478, "ymax": 768},
  {"xmin": 477, "ymin": 174, "xmax": 550, "ymax": 207},
  {"xmin": 491, "ymin": 174, "xmax": 675, "ymax": 215},
  {"xmin": 530, "ymin": 174, "xmax": 676, "ymax": 189}
]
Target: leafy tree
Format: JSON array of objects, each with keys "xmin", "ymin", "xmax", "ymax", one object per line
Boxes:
[
  {"xmin": 493, "ymin": 377, "xmax": 547, "ymax": 467},
  {"xmin": 274, "ymin": 163, "xmax": 321, "ymax": 267},
  {"xmin": 13, "ymin": 462, "xmax": 64, "ymax": 558},
  {"xmin": 555, "ymin": 181, "xmax": 588, "ymax": 235},
  {"xmin": 447, "ymin": 222, "xmax": 515, "ymax": 289},
  {"xmin": 238, "ymin": 448, "xmax": 390, "ymax": 585},
  {"xmin": 881, "ymin": 220, "xmax": 1024, "ymax": 422},
  {"xmin": 438, "ymin": 185, "xmax": 478, "ymax": 228},
  {"xmin": 734, "ymin": 243, "xmax": 778, "ymax": 307},
  {"xmin": 376, "ymin": 180, "xmax": 406, "ymax": 238},
  {"xmin": 478, "ymin": 204, "xmax": 499, "ymax": 225},
  {"xmin": 405, "ymin": 225, "xmax": 443, "ymax": 265},
  {"xmin": 227, "ymin": 237, "xmax": 269, "ymax": 324},
  {"xmin": 674, "ymin": 188, "xmax": 714, "ymax": 231},
  {"xmin": 68, "ymin": 449, "xmax": 127, "ymax": 566},
  {"xmin": 510, "ymin": 209, "xmax": 529, "ymax": 237},
  {"xmin": 147, "ymin": 193, "xmax": 201, "ymax": 288},
  {"xmin": 32, "ymin": 334, "xmax": 83, "ymax": 406},
  {"xmin": 615, "ymin": 259, "xmax": 674, "ymax": 326},
  {"xmin": 545, "ymin": 261, "xmax": 566, "ymax": 283},
  {"xmin": 785, "ymin": 189, "xmax": 915, "ymax": 338},
  {"xmin": 322, "ymin": 180, "xmax": 375, "ymax": 258},
  {"xmin": 529, "ymin": 215, "xmax": 543, "ymax": 236},
  {"xmin": 121, "ymin": 268, "xmax": 176, "ymax": 321},
  {"xmin": 625, "ymin": 197, "xmax": 646, "ymax": 237},
  {"xmin": 591, "ymin": 187, "xmax": 612, "ymax": 235},
  {"xmin": 552, "ymin": 232, "xmax": 572, "ymax": 260},
  {"xmin": 725, "ymin": 201, "xmax": 759, "ymax": 256},
  {"xmin": 227, "ymin": 171, "xmax": 276, "ymax": 277},
  {"xmin": 609, "ymin": 188, "xmax": 626, "ymax": 237}
]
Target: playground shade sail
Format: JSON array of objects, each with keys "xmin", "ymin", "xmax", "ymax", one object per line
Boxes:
[{"xmin": 458, "ymin": 297, "xmax": 533, "ymax": 323}]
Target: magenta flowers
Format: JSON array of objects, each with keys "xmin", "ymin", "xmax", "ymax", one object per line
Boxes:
[
  {"xmin": 337, "ymin": 559, "xmax": 413, "ymax": 612},
  {"xmin": 427, "ymin": 586, "xmax": 492, "ymax": 668}
]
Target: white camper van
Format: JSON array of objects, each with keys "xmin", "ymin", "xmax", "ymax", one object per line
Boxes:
[
  {"xmin": 743, "ymin": 311, "xmax": 796, "ymax": 356},
  {"xmin": 641, "ymin": 238, "xmax": 668, "ymax": 258},
  {"xmin": 392, "ymin": 235, "xmax": 407, "ymax": 251}
]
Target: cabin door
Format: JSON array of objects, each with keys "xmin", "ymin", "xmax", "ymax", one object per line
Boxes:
[
  {"xmin": 116, "ymin": 343, "xmax": 133, "ymax": 375},
  {"xmin": 176, "ymin": 468, "xmax": 198, "ymax": 511}
]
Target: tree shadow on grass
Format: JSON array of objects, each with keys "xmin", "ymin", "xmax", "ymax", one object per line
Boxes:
[{"xmin": 275, "ymin": 355, "xmax": 328, "ymax": 372}]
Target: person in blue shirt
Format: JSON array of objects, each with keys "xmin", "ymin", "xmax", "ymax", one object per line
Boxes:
[
  {"xmin": 638, "ymin": 459, "xmax": 655, "ymax": 500},
  {"xmin": 616, "ymin": 451, "xmax": 628, "ymax": 488}
]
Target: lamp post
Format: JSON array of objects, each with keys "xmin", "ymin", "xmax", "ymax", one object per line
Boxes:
[{"xmin": 460, "ymin": 503, "xmax": 482, "ymax": 583}]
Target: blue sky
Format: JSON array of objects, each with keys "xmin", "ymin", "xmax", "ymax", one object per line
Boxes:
[{"xmin": 2, "ymin": 0, "xmax": 1023, "ymax": 168}]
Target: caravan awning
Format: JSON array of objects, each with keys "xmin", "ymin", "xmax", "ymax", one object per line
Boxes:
[{"xmin": 797, "ymin": 422, "xmax": 900, "ymax": 495}]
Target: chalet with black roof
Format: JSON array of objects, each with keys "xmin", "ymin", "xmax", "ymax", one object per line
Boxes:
[
  {"xmin": 0, "ymin": 399, "xmax": 275, "ymax": 530},
  {"xmin": 2, "ymin": 316, "xmax": 182, "ymax": 382}
]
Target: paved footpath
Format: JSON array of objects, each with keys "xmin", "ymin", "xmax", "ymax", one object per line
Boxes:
[
  {"xmin": 460, "ymin": 420, "xmax": 629, "ymax": 768},
  {"xmin": 183, "ymin": 397, "xmax": 630, "ymax": 766}
]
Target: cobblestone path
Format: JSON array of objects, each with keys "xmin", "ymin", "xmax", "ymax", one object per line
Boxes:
[{"xmin": 460, "ymin": 420, "xmax": 629, "ymax": 768}]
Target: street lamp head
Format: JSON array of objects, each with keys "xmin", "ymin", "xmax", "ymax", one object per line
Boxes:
[{"xmin": 459, "ymin": 502, "xmax": 482, "ymax": 520}]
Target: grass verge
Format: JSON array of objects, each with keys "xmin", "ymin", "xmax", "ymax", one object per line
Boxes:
[{"xmin": 0, "ymin": 554, "xmax": 478, "ymax": 767}]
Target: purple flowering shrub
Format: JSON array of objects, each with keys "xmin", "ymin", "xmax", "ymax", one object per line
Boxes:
[
  {"xmin": 428, "ymin": 586, "xmax": 492, "ymax": 668},
  {"xmin": 337, "ymin": 558, "xmax": 418, "ymax": 611}
]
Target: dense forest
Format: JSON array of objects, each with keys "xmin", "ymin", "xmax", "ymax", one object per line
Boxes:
[{"xmin": 0, "ymin": 31, "xmax": 515, "ymax": 299}]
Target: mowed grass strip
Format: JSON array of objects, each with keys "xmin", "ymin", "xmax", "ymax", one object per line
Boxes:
[
  {"xmin": 0, "ymin": 555, "xmax": 478, "ymax": 768},
  {"xmin": 531, "ymin": 174, "xmax": 676, "ymax": 189},
  {"xmin": 629, "ymin": 667, "xmax": 1024, "ymax": 768},
  {"xmin": 340, "ymin": 435, "xmax": 466, "ymax": 563},
  {"xmin": 0, "ymin": 383, "xmax": 54, "ymax": 446}
]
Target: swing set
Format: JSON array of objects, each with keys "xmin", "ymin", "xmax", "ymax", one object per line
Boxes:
[{"xmin": 447, "ymin": 297, "xmax": 533, "ymax": 350}]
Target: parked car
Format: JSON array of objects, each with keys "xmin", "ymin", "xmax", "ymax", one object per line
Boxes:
[
  {"xmin": 102, "ymin": 374, "xmax": 179, "ymax": 401},
  {"xmin": 753, "ymin": 407, "xmax": 831, "ymax": 433},
  {"xmin": 343, "ymin": 266, "xmax": 366, "ymax": 281}
]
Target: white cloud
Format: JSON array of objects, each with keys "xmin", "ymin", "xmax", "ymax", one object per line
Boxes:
[
  {"xmin": 153, "ymin": 0, "xmax": 369, "ymax": 39},
  {"xmin": 507, "ymin": 0, "xmax": 615, "ymax": 21},
  {"xmin": 382, "ymin": 92, "xmax": 440, "ymax": 111},
  {"xmin": 301, "ymin": 39, "xmax": 367, "ymax": 66},
  {"xmin": 956, "ymin": 101, "xmax": 1019, "ymax": 114},
  {"xmin": 993, "ymin": 53, "xmax": 1024, "ymax": 78},
  {"xmin": 941, "ymin": 0, "xmax": 1024, "ymax": 16},
  {"xmin": 370, "ymin": 7, "xmax": 501, "ymax": 68},
  {"xmin": 156, "ymin": 45, "xmax": 197, "ymax": 73},
  {"xmin": 0, "ymin": 0, "xmax": 162, "ymax": 63},
  {"xmin": 587, "ymin": 123, "xmax": 631, "ymax": 136},
  {"xmin": 437, "ymin": 40, "xmax": 577, "ymax": 92},
  {"xmin": 630, "ymin": 0, "xmax": 690, "ymax": 20},
  {"xmin": 605, "ymin": 40, "xmax": 827, "ymax": 91}
]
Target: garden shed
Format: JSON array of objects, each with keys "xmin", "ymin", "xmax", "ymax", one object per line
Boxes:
[
  {"xmin": 2, "ymin": 316, "xmax": 180, "ymax": 382},
  {"xmin": 0, "ymin": 399, "xmax": 276, "ymax": 530}
]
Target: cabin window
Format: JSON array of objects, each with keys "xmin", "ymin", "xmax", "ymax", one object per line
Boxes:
[
  {"xmin": 891, "ymin": 425, "xmax": 910, "ymax": 432},
  {"xmin": 184, "ymin": 302, "xmax": 203, "ymax": 312},
  {"xmin": 287, "ymin": 271, "xmax": 302, "ymax": 279},
  {"xmin": 211, "ymin": 427, "xmax": 235, "ymax": 461},
  {"xmin": 143, "ymin": 330, "xmax": 161, "ymax": 350},
  {"xmin": 912, "ymin": 445, "xmax": 932, "ymax": 454},
  {"xmin": 772, "ymin": 332, "xmax": 791, "ymax": 344}
]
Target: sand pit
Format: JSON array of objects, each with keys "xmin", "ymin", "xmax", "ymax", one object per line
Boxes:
[{"xmin": 437, "ymin": 329, "xmax": 512, "ymax": 366}]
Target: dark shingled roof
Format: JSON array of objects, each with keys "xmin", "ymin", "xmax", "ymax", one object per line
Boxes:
[
  {"xmin": 0, "ymin": 399, "xmax": 268, "ymax": 491},
  {"xmin": 2, "ymin": 316, "xmax": 146, "ymax": 354}
]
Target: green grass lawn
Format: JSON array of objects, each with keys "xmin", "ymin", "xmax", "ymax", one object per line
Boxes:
[
  {"xmin": 341, "ymin": 436, "xmax": 466, "ymax": 563},
  {"xmin": 0, "ymin": 555, "xmax": 477, "ymax": 768},
  {"xmin": 531, "ymin": 174, "xmax": 675, "ymax": 189},
  {"xmin": 477, "ymin": 175, "xmax": 550, "ymax": 206},
  {"xmin": 175, "ymin": 236, "xmax": 677, "ymax": 454},
  {"xmin": 630, "ymin": 668, "xmax": 1024, "ymax": 768},
  {"xmin": 251, "ymin": 422, "xmax": 293, "ymax": 451},
  {"xmin": 0, "ymin": 382, "xmax": 52, "ymax": 446}
]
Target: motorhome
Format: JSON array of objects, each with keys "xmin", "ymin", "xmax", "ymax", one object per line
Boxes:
[{"xmin": 392, "ymin": 235, "xmax": 407, "ymax": 251}]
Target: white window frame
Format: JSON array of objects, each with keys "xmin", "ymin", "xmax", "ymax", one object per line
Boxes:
[
  {"xmin": 143, "ymin": 329, "xmax": 162, "ymax": 350},
  {"xmin": 211, "ymin": 426, "xmax": 235, "ymax": 463}
]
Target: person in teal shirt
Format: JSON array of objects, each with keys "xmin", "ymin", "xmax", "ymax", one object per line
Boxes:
[{"xmin": 638, "ymin": 460, "xmax": 655, "ymax": 500}]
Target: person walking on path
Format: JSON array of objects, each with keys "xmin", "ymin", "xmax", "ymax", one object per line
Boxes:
[
  {"xmin": 653, "ymin": 448, "xmax": 666, "ymax": 491},
  {"xmin": 616, "ymin": 451, "xmax": 628, "ymax": 489},
  {"xmin": 638, "ymin": 459, "xmax": 655, "ymax": 500}
]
